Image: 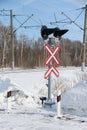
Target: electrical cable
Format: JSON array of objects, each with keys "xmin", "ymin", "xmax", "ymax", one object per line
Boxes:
[{"xmin": 13, "ymin": 14, "xmax": 33, "ymax": 33}]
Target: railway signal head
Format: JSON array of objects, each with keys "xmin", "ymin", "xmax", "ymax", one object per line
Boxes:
[
  {"xmin": 53, "ymin": 27, "xmax": 68, "ymax": 39},
  {"xmin": 41, "ymin": 25, "xmax": 68, "ymax": 40}
]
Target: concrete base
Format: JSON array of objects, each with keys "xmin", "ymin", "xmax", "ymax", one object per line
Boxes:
[{"xmin": 44, "ymin": 100, "xmax": 55, "ymax": 107}]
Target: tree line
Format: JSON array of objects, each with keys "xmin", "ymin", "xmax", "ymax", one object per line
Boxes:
[{"xmin": 0, "ymin": 24, "xmax": 87, "ymax": 69}]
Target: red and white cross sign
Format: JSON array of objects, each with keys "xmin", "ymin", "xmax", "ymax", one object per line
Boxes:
[
  {"xmin": 44, "ymin": 43, "xmax": 60, "ymax": 66},
  {"xmin": 44, "ymin": 66, "xmax": 59, "ymax": 79},
  {"xmin": 44, "ymin": 43, "xmax": 60, "ymax": 79}
]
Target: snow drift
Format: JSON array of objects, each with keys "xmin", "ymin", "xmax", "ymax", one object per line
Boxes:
[
  {"xmin": 0, "ymin": 67, "xmax": 87, "ymax": 118},
  {"xmin": 61, "ymin": 79, "xmax": 87, "ymax": 117}
]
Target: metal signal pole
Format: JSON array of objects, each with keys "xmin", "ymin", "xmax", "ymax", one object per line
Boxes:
[
  {"xmin": 10, "ymin": 9, "xmax": 14, "ymax": 70},
  {"xmin": 48, "ymin": 64, "xmax": 51, "ymax": 101},
  {"xmin": 82, "ymin": 5, "xmax": 87, "ymax": 71}
]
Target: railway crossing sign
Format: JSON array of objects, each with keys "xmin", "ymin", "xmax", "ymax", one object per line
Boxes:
[
  {"xmin": 44, "ymin": 43, "xmax": 60, "ymax": 66},
  {"xmin": 44, "ymin": 66, "xmax": 59, "ymax": 79},
  {"xmin": 44, "ymin": 43, "xmax": 60, "ymax": 79},
  {"xmin": 41, "ymin": 25, "xmax": 68, "ymax": 107}
]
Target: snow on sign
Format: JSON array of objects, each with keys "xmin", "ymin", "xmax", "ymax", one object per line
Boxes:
[
  {"xmin": 44, "ymin": 43, "xmax": 60, "ymax": 66},
  {"xmin": 44, "ymin": 43, "xmax": 60, "ymax": 79}
]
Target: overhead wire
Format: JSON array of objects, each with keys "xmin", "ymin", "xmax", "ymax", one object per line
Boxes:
[
  {"xmin": 13, "ymin": 16, "xmax": 22, "ymax": 24},
  {"xmin": 49, "ymin": 6, "xmax": 85, "ymax": 31},
  {"xmin": 13, "ymin": 15, "xmax": 41, "ymax": 30},
  {"xmin": 61, "ymin": 11, "xmax": 84, "ymax": 30},
  {"xmin": 73, "ymin": 9, "xmax": 84, "ymax": 22},
  {"xmin": 0, "ymin": 4, "xmax": 85, "ymax": 37},
  {"xmin": 13, "ymin": 14, "xmax": 33, "ymax": 33}
]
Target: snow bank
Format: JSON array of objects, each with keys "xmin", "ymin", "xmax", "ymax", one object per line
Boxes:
[
  {"xmin": 61, "ymin": 79, "xmax": 87, "ymax": 117},
  {"xmin": 52, "ymin": 67, "xmax": 87, "ymax": 96},
  {"xmin": 0, "ymin": 75, "xmax": 39, "ymax": 110},
  {"xmin": 0, "ymin": 67, "xmax": 87, "ymax": 117}
]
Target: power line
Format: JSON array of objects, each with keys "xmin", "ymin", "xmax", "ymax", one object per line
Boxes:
[
  {"xmin": 13, "ymin": 14, "xmax": 33, "ymax": 33},
  {"xmin": 50, "ymin": 7, "xmax": 84, "ymax": 31},
  {"xmin": 13, "ymin": 15, "xmax": 41, "ymax": 30},
  {"xmin": 74, "ymin": 9, "xmax": 84, "ymax": 22},
  {"xmin": 61, "ymin": 12, "xmax": 83, "ymax": 30},
  {"xmin": 0, "ymin": 9, "xmax": 37, "ymax": 70},
  {"xmin": 13, "ymin": 16, "xmax": 22, "ymax": 24},
  {"xmin": 21, "ymin": 25, "xmax": 41, "ymax": 29}
]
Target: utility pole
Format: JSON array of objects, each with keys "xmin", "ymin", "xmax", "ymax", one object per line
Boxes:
[
  {"xmin": 0, "ymin": 10, "xmax": 34, "ymax": 69},
  {"xmin": 82, "ymin": 5, "xmax": 87, "ymax": 71},
  {"xmin": 10, "ymin": 9, "xmax": 14, "ymax": 70}
]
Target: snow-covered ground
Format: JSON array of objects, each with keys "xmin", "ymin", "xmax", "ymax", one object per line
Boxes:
[{"xmin": 0, "ymin": 67, "xmax": 87, "ymax": 130}]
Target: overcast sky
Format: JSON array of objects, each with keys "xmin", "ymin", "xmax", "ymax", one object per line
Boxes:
[{"xmin": 0, "ymin": 0, "xmax": 87, "ymax": 41}]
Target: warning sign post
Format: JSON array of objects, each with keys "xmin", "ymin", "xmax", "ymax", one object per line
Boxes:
[{"xmin": 44, "ymin": 39, "xmax": 60, "ymax": 106}]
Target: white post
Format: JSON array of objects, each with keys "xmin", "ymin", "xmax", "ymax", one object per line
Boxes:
[
  {"xmin": 7, "ymin": 97, "xmax": 12, "ymax": 113},
  {"xmin": 57, "ymin": 90, "xmax": 61, "ymax": 117},
  {"xmin": 7, "ymin": 98, "xmax": 9, "ymax": 113},
  {"xmin": 7, "ymin": 91, "xmax": 11, "ymax": 113}
]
